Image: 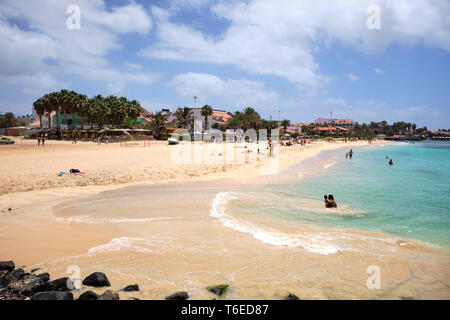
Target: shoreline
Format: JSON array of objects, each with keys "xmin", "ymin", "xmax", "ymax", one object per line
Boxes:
[
  {"xmin": 0, "ymin": 139, "xmax": 377, "ymax": 266},
  {"xmin": 3, "ymin": 139, "xmax": 449, "ymax": 299}
]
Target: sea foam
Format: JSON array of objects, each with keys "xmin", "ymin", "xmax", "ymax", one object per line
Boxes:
[
  {"xmin": 87, "ymin": 237, "xmax": 155, "ymax": 256},
  {"xmin": 210, "ymin": 192, "xmax": 341, "ymax": 255}
]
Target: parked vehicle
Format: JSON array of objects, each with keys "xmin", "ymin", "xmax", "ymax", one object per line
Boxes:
[{"xmin": 0, "ymin": 137, "xmax": 15, "ymax": 144}]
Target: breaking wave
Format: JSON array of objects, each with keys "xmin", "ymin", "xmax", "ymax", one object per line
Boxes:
[{"xmin": 209, "ymin": 192, "xmax": 342, "ymax": 255}]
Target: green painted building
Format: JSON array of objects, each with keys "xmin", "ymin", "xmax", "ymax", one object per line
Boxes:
[{"xmin": 51, "ymin": 110, "xmax": 88, "ymax": 129}]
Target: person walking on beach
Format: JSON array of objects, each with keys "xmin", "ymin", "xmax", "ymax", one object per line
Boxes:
[{"xmin": 268, "ymin": 138, "xmax": 272, "ymax": 157}]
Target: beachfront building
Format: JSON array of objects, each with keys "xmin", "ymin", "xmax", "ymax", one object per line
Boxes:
[
  {"xmin": 51, "ymin": 110, "xmax": 89, "ymax": 129},
  {"xmin": 314, "ymin": 117, "xmax": 356, "ymax": 128},
  {"xmin": 190, "ymin": 108, "xmax": 231, "ymax": 129},
  {"xmin": 314, "ymin": 126, "xmax": 349, "ymax": 136}
]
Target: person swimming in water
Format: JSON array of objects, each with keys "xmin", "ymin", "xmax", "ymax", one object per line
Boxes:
[
  {"xmin": 389, "ymin": 159, "xmax": 393, "ymax": 165},
  {"xmin": 324, "ymin": 194, "xmax": 337, "ymax": 208}
]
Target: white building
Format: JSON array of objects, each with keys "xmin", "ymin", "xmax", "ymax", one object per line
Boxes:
[{"xmin": 314, "ymin": 118, "xmax": 356, "ymax": 128}]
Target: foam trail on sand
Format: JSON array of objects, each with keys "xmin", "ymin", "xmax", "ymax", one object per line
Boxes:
[
  {"xmin": 87, "ymin": 237, "xmax": 155, "ymax": 256},
  {"xmin": 210, "ymin": 192, "xmax": 342, "ymax": 255}
]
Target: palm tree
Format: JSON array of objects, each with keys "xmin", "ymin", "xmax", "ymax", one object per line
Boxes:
[
  {"xmin": 91, "ymin": 95, "xmax": 110, "ymax": 130},
  {"xmin": 174, "ymin": 107, "xmax": 194, "ymax": 129},
  {"xmin": 242, "ymin": 107, "xmax": 262, "ymax": 130},
  {"xmin": 281, "ymin": 119, "xmax": 291, "ymax": 134},
  {"xmin": 75, "ymin": 93, "xmax": 88, "ymax": 130},
  {"xmin": 48, "ymin": 91, "xmax": 63, "ymax": 131},
  {"xmin": 201, "ymin": 105, "xmax": 213, "ymax": 131},
  {"xmin": 260, "ymin": 119, "xmax": 278, "ymax": 131},
  {"xmin": 33, "ymin": 98, "xmax": 45, "ymax": 129},
  {"xmin": 127, "ymin": 99, "xmax": 143, "ymax": 122},
  {"xmin": 150, "ymin": 111, "xmax": 168, "ymax": 140},
  {"xmin": 40, "ymin": 93, "xmax": 53, "ymax": 129},
  {"xmin": 226, "ymin": 111, "xmax": 244, "ymax": 129}
]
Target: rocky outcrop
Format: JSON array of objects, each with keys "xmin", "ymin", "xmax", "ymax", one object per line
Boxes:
[
  {"xmin": 0, "ymin": 261, "xmax": 122, "ymax": 301},
  {"xmin": 31, "ymin": 291, "xmax": 73, "ymax": 300},
  {"xmin": 82, "ymin": 272, "xmax": 110, "ymax": 287}
]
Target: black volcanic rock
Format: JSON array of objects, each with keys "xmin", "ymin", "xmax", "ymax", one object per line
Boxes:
[
  {"xmin": 31, "ymin": 291, "xmax": 73, "ymax": 300},
  {"xmin": 8, "ymin": 274, "xmax": 49, "ymax": 297},
  {"xmin": 47, "ymin": 277, "xmax": 74, "ymax": 291},
  {"xmin": 284, "ymin": 293, "xmax": 301, "ymax": 300},
  {"xmin": 37, "ymin": 272, "xmax": 50, "ymax": 282},
  {"xmin": 82, "ymin": 272, "xmax": 110, "ymax": 287},
  {"xmin": 165, "ymin": 292, "xmax": 189, "ymax": 300},
  {"xmin": 0, "ymin": 261, "xmax": 15, "ymax": 271},
  {"xmin": 78, "ymin": 290, "xmax": 99, "ymax": 300},
  {"xmin": 120, "ymin": 284, "xmax": 139, "ymax": 292},
  {"xmin": 0, "ymin": 270, "xmax": 9, "ymax": 286},
  {"xmin": 8, "ymin": 268, "xmax": 26, "ymax": 281}
]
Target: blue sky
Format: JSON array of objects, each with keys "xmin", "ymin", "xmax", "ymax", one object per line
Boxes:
[{"xmin": 0, "ymin": 0, "xmax": 449, "ymax": 129}]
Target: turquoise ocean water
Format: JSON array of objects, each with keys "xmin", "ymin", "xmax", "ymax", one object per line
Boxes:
[{"xmin": 225, "ymin": 141, "xmax": 450, "ymax": 250}]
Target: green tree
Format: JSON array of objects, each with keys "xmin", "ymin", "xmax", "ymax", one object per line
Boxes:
[
  {"xmin": 174, "ymin": 107, "xmax": 194, "ymax": 129},
  {"xmin": 226, "ymin": 111, "xmax": 244, "ymax": 129},
  {"xmin": 150, "ymin": 111, "xmax": 168, "ymax": 140},
  {"xmin": 242, "ymin": 107, "xmax": 262, "ymax": 130},
  {"xmin": 201, "ymin": 105, "xmax": 214, "ymax": 130},
  {"xmin": 0, "ymin": 113, "xmax": 20, "ymax": 128},
  {"xmin": 281, "ymin": 119, "xmax": 291, "ymax": 134}
]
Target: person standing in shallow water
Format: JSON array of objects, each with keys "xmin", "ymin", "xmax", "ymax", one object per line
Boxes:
[
  {"xmin": 389, "ymin": 159, "xmax": 394, "ymax": 165},
  {"xmin": 345, "ymin": 149, "xmax": 353, "ymax": 159}
]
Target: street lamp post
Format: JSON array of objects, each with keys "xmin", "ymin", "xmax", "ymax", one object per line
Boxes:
[{"xmin": 194, "ymin": 96, "xmax": 197, "ymax": 109}]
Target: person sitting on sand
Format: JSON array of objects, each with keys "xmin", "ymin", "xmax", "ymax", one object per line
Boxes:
[{"xmin": 325, "ymin": 194, "xmax": 337, "ymax": 208}]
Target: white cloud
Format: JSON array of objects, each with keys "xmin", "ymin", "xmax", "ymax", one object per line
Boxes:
[
  {"xmin": 169, "ymin": 72, "xmax": 279, "ymax": 108},
  {"xmin": 124, "ymin": 62, "xmax": 143, "ymax": 70},
  {"xmin": 373, "ymin": 68, "xmax": 385, "ymax": 74},
  {"xmin": 0, "ymin": 0, "xmax": 154, "ymax": 95},
  {"xmin": 346, "ymin": 73, "xmax": 360, "ymax": 81},
  {"xmin": 141, "ymin": 0, "xmax": 450, "ymax": 93}
]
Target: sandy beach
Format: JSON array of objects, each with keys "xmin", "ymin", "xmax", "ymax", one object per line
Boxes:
[
  {"xmin": 0, "ymin": 139, "xmax": 370, "ymax": 264},
  {"xmin": 0, "ymin": 138, "xmax": 372, "ymax": 196},
  {"xmin": 1, "ymin": 139, "xmax": 449, "ymax": 300}
]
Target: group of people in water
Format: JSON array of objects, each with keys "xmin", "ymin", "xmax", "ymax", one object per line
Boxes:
[{"xmin": 322, "ymin": 148, "xmax": 398, "ymax": 208}]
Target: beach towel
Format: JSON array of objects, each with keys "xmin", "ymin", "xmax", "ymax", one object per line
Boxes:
[{"xmin": 69, "ymin": 169, "xmax": 84, "ymax": 175}]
